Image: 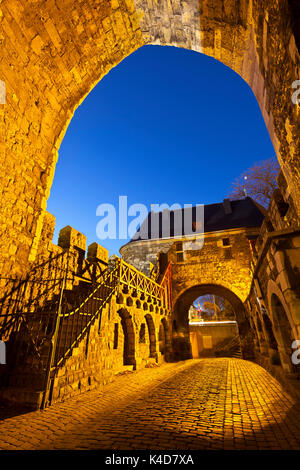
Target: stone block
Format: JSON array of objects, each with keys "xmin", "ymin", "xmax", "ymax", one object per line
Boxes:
[
  {"xmin": 293, "ymin": 236, "xmax": 300, "ymax": 248},
  {"xmin": 277, "ymin": 271, "xmax": 291, "ymax": 292},
  {"xmin": 274, "ymin": 250, "xmax": 285, "ymax": 273},
  {"xmin": 58, "ymin": 226, "xmax": 86, "ymax": 252},
  {"xmin": 87, "ymin": 242, "xmax": 109, "ymax": 264}
]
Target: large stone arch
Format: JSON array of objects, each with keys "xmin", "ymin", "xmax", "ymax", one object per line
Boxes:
[
  {"xmin": 172, "ymin": 283, "xmax": 254, "ymax": 361},
  {"xmin": 267, "ymin": 279, "xmax": 295, "ymax": 335},
  {"xmin": 159, "ymin": 317, "xmax": 172, "ymax": 361},
  {"xmin": 117, "ymin": 308, "xmax": 136, "ymax": 367},
  {"xmin": 261, "ymin": 309, "xmax": 279, "ymax": 353},
  {"xmin": 1, "ymin": 0, "xmax": 299, "ymax": 280},
  {"xmin": 267, "ymin": 279, "xmax": 297, "ymax": 372},
  {"xmin": 144, "ymin": 313, "xmax": 157, "ymax": 359},
  {"xmin": 173, "ymin": 271, "xmax": 251, "ymax": 309}
]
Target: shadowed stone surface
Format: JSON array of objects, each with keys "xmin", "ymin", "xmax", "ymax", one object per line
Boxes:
[{"xmin": 1, "ymin": 358, "xmax": 300, "ymax": 450}]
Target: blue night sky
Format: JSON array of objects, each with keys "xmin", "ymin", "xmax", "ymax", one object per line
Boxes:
[{"xmin": 47, "ymin": 45, "xmax": 275, "ymax": 256}]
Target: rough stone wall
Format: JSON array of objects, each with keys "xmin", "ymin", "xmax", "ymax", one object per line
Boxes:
[
  {"xmin": 0, "ymin": 0, "xmax": 144, "ymax": 279},
  {"xmin": 190, "ymin": 322, "xmax": 239, "ymax": 357},
  {"xmin": 1, "ymin": 0, "xmax": 300, "ymax": 297},
  {"xmin": 0, "ymin": 211, "xmax": 173, "ymax": 407},
  {"xmin": 246, "ymin": 178, "xmax": 300, "ymax": 374},
  {"xmin": 121, "ymin": 227, "xmax": 260, "ymax": 304},
  {"xmin": 171, "ymin": 228, "xmax": 259, "ymax": 304},
  {"xmin": 121, "ymin": 226, "xmax": 258, "ymax": 361},
  {"xmin": 36, "ymin": 212, "xmax": 109, "ymax": 283},
  {"xmin": 47, "ymin": 291, "xmax": 172, "ymax": 406}
]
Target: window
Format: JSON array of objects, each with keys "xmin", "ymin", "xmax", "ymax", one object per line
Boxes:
[
  {"xmin": 222, "ymin": 238, "xmax": 230, "ymax": 247},
  {"xmin": 221, "ymin": 237, "xmax": 232, "ymax": 259},
  {"xmin": 175, "ymin": 241, "xmax": 184, "ymax": 262}
]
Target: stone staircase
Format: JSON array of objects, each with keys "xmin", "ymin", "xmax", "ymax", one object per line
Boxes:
[
  {"xmin": 0, "ymin": 267, "xmax": 119, "ymax": 408},
  {"xmin": 214, "ymin": 335, "xmax": 243, "ymax": 359}
]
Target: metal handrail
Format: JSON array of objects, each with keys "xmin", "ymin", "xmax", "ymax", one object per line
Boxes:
[
  {"xmin": 118, "ymin": 258, "xmax": 172, "ymax": 308},
  {"xmin": 58, "ymin": 268, "xmax": 118, "ymax": 318}
]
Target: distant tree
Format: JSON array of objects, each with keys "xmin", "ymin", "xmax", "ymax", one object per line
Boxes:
[
  {"xmin": 199, "ymin": 295, "xmax": 234, "ymax": 321},
  {"xmin": 203, "ymin": 300, "xmax": 221, "ymax": 319},
  {"xmin": 228, "ymin": 158, "xmax": 280, "ymax": 208}
]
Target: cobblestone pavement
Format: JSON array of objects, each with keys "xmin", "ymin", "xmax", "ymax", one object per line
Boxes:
[{"xmin": 1, "ymin": 358, "xmax": 300, "ymax": 450}]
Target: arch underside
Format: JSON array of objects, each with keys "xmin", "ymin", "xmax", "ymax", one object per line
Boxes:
[
  {"xmin": 173, "ymin": 283, "xmax": 254, "ymax": 361},
  {"xmin": 0, "ymin": 0, "xmax": 299, "ymax": 279},
  {"xmin": 173, "ymin": 284, "xmax": 248, "ymax": 338}
]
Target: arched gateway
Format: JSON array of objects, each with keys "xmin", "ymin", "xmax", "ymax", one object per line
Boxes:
[
  {"xmin": 172, "ymin": 283, "xmax": 253, "ymax": 361},
  {"xmin": 0, "ymin": 0, "xmax": 299, "ymax": 281}
]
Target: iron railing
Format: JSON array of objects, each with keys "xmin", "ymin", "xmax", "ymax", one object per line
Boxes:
[
  {"xmin": 118, "ymin": 259, "xmax": 172, "ymax": 309},
  {"xmin": 0, "ymin": 253, "xmax": 173, "ymax": 407}
]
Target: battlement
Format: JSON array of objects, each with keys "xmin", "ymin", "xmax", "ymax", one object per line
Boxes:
[{"xmin": 35, "ymin": 211, "xmax": 109, "ymax": 282}]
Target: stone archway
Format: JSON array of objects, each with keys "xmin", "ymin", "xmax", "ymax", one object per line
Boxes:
[
  {"xmin": 158, "ymin": 317, "xmax": 172, "ymax": 361},
  {"xmin": 270, "ymin": 293, "xmax": 295, "ymax": 372},
  {"xmin": 172, "ymin": 283, "xmax": 254, "ymax": 361},
  {"xmin": 118, "ymin": 308, "xmax": 136, "ymax": 367},
  {"xmin": 0, "ymin": 0, "xmax": 299, "ymax": 281},
  {"xmin": 267, "ymin": 280, "xmax": 297, "ymax": 372},
  {"xmin": 261, "ymin": 308, "xmax": 279, "ymax": 352},
  {"xmin": 145, "ymin": 313, "xmax": 157, "ymax": 359}
]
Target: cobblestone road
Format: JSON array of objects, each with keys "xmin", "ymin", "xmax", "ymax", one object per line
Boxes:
[{"xmin": 1, "ymin": 358, "xmax": 300, "ymax": 450}]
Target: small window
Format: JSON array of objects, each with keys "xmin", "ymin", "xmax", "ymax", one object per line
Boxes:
[
  {"xmin": 113, "ymin": 323, "xmax": 118, "ymax": 349},
  {"xmin": 222, "ymin": 238, "xmax": 230, "ymax": 247},
  {"xmin": 175, "ymin": 241, "xmax": 183, "ymax": 251},
  {"xmin": 139, "ymin": 323, "xmax": 146, "ymax": 343},
  {"xmin": 177, "ymin": 252, "xmax": 184, "ymax": 262}
]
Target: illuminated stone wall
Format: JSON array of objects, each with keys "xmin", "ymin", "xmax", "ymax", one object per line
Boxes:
[
  {"xmin": 120, "ymin": 225, "xmax": 259, "ymax": 361},
  {"xmin": 0, "ymin": 0, "xmax": 144, "ymax": 279},
  {"xmin": 246, "ymin": 174, "xmax": 300, "ymax": 375},
  {"xmin": 0, "ymin": 0, "xmax": 299, "ymax": 293},
  {"xmin": 121, "ymin": 227, "xmax": 259, "ymax": 305},
  {"xmin": 48, "ymin": 294, "xmax": 172, "ymax": 406},
  {"xmin": 0, "ymin": 215, "xmax": 172, "ymax": 408},
  {"xmin": 170, "ymin": 228, "xmax": 258, "ymax": 305}
]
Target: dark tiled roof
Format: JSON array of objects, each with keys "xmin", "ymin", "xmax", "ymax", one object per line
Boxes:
[{"xmin": 129, "ymin": 197, "xmax": 265, "ymax": 242}]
